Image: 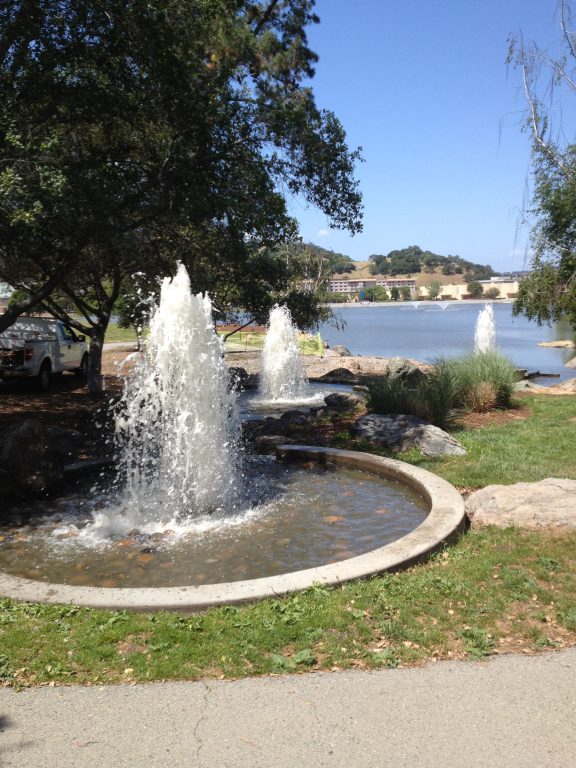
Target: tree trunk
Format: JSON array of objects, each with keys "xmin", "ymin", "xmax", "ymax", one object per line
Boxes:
[{"xmin": 87, "ymin": 327, "xmax": 105, "ymax": 398}]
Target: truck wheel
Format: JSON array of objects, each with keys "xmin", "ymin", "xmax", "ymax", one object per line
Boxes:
[
  {"xmin": 37, "ymin": 361, "xmax": 51, "ymax": 392},
  {"xmin": 76, "ymin": 353, "xmax": 89, "ymax": 378}
]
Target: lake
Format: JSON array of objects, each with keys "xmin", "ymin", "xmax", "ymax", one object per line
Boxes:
[{"xmin": 320, "ymin": 302, "xmax": 576, "ymax": 380}]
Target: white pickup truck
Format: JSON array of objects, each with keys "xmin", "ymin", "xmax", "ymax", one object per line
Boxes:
[{"xmin": 0, "ymin": 317, "xmax": 89, "ymax": 391}]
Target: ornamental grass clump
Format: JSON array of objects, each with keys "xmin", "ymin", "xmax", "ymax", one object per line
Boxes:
[
  {"xmin": 435, "ymin": 351, "xmax": 517, "ymax": 412},
  {"xmin": 367, "ymin": 365, "xmax": 454, "ymax": 430}
]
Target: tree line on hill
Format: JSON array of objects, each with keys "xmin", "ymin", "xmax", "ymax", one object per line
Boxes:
[{"xmin": 368, "ymin": 246, "xmax": 496, "ymax": 281}]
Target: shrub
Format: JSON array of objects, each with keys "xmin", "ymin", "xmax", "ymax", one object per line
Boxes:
[
  {"xmin": 367, "ymin": 364, "xmax": 454, "ymax": 430},
  {"xmin": 367, "ymin": 350, "xmax": 517, "ymax": 428},
  {"xmin": 434, "ymin": 351, "xmax": 517, "ymax": 411}
]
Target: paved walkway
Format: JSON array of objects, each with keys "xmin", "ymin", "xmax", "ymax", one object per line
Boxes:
[{"xmin": 2, "ymin": 648, "xmax": 575, "ymax": 767}]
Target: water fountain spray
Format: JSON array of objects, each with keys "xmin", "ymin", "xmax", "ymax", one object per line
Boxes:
[
  {"xmin": 474, "ymin": 304, "xmax": 496, "ymax": 354},
  {"xmin": 114, "ymin": 263, "xmax": 240, "ymax": 527},
  {"xmin": 260, "ymin": 305, "xmax": 307, "ymax": 401}
]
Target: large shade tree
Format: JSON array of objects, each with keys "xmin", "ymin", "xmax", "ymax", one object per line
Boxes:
[
  {"xmin": 510, "ymin": 0, "xmax": 576, "ymax": 329},
  {"xmin": 0, "ymin": 1, "xmax": 362, "ymax": 394}
]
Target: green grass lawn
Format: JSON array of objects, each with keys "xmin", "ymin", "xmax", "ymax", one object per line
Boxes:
[
  {"xmin": 104, "ymin": 323, "xmax": 140, "ymax": 344},
  {"xmin": 338, "ymin": 393, "xmax": 576, "ymax": 490},
  {"xmin": 1, "ymin": 392, "xmax": 575, "ymax": 687}
]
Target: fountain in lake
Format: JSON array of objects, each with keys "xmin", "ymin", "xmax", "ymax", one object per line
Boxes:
[
  {"xmin": 474, "ymin": 304, "xmax": 496, "ymax": 354},
  {"xmin": 260, "ymin": 304, "xmax": 307, "ymax": 401}
]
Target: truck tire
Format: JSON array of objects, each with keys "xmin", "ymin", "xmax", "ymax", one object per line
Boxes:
[
  {"xmin": 37, "ymin": 360, "xmax": 51, "ymax": 392},
  {"xmin": 76, "ymin": 353, "xmax": 89, "ymax": 378}
]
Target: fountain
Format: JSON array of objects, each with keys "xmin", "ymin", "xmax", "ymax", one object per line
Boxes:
[
  {"xmin": 0, "ymin": 266, "xmax": 466, "ymax": 610},
  {"xmin": 474, "ymin": 304, "xmax": 496, "ymax": 354},
  {"xmin": 260, "ymin": 305, "xmax": 307, "ymax": 401}
]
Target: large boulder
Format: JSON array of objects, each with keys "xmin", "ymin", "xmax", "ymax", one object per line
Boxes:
[
  {"xmin": 565, "ymin": 356, "xmax": 576, "ymax": 369},
  {"xmin": 466, "ymin": 478, "xmax": 576, "ymax": 529},
  {"xmin": 315, "ymin": 367, "xmax": 359, "ymax": 384},
  {"xmin": 351, "ymin": 413, "xmax": 466, "ymax": 457},
  {"xmin": 385, "ymin": 357, "xmax": 425, "ymax": 385},
  {"xmin": 324, "ymin": 392, "xmax": 366, "ymax": 412},
  {"xmin": 1, "ymin": 419, "xmax": 82, "ymax": 498}
]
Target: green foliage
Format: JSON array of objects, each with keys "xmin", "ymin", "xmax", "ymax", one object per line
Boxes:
[
  {"xmin": 389, "ymin": 286, "xmax": 400, "ymax": 301},
  {"xmin": 367, "ymin": 350, "xmax": 516, "ymax": 429},
  {"xmin": 363, "ymin": 285, "xmax": 388, "ymax": 301},
  {"xmin": 484, "ymin": 287, "xmax": 501, "ymax": 300},
  {"xmin": 0, "ymin": 1, "xmax": 363, "ymax": 389},
  {"xmin": 426, "ymin": 280, "xmax": 442, "ymax": 300},
  {"xmin": 367, "ymin": 365, "xmax": 454, "ymax": 430},
  {"xmin": 369, "ymin": 246, "xmax": 495, "ymax": 279},
  {"xmin": 509, "ymin": 7, "xmax": 576, "ymax": 328},
  {"xmin": 435, "ymin": 351, "xmax": 517, "ymax": 411},
  {"xmin": 467, "ymin": 281, "xmax": 484, "ymax": 298}
]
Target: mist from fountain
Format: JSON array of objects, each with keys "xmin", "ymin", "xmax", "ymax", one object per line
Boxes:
[
  {"xmin": 474, "ymin": 304, "xmax": 496, "ymax": 354},
  {"xmin": 260, "ymin": 305, "xmax": 307, "ymax": 401},
  {"xmin": 106, "ymin": 263, "xmax": 242, "ymax": 534}
]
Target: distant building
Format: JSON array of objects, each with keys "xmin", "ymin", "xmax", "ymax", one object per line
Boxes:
[
  {"xmin": 418, "ymin": 280, "xmax": 520, "ymax": 300},
  {"xmin": 328, "ymin": 276, "xmax": 416, "ymax": 295}
]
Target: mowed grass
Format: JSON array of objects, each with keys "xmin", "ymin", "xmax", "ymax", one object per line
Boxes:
[
  {"xmin": 1, "ymin": 392, "xmax": 575, "ymax": 687},
  {"xmin": 347, "ymin": 393, "xmax": 576, "ymax": 490},
  {"xmin": 2, "ymin": 528, "xmax": 576, "ymax": 688}
]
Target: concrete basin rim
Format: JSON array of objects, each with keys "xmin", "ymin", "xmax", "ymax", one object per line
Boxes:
[{"xmin": 0, "ymin": 445, "xmax": 466, "ymax": 610}]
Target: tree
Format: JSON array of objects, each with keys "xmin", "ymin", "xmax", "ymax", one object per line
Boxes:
[
  {"xmin": 399, "ymin": 285, "xmax": 411, "ymax": 301},
  {"xmin": 390, "ymin": 286, "xmax": 400, "ymax": 301},
  {"xmin": 426, "ymin": 280, "xmax": 442, "ymax": 300},
  {"xmin": 467, "ymin": 281, "xmax": 484, "ymax": 299},
  {"xmin": 484, "ymin": 287, "xmax": 500, "ymax": 300},
  {"xmin": 510, "ymin": 0, "xmax": 576, "ymax": 328},
  {"xmin": 0, "ymin": 1, "xmax": 363, "ymax": 394}
]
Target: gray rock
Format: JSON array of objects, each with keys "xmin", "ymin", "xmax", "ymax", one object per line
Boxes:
[
  {"xmin": 514, "ymin": 380, "xmax": 544, "ymax": 391},
  {"xmin": 466, "ymin": 478, "xmax": 576, "ymax": 529},
  {"xmin": 228, "ymin": 367, "xmax": 259, "ymax": 390},
  {"xmin": 315, "ymin": 368, "xmax": 359, "ymax": 384},
  {"xmin": 324, "ymin": 392, "xmax": 366, "ymax": 411},
  {"xmin": 549, "ymin": 377, "xmax": 576, "ymax": 392},
  {"xmin": 566, "ymin": 356, "xmax": 576, "ymax": 369},
  {"xmin": 385, "ymin": 357, "xmax": 425, "ymax": 385},
  {"xmin": 0, "ymin": 419, "xmax": 82, "ymax": 499},
  {"xmin": 351, "ymin": 413, "xmax": 466, "ymax": 457},
  {"xmin": 331, "ymin": 345, "xmax": 352, "ymax": 357}
]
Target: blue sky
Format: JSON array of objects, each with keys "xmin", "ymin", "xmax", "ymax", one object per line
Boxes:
[{"xmin": 290, "ymin": 0, "xmax": 566, "ymax": 272}]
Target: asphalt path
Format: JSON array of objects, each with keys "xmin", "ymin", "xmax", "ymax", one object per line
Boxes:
[{"xmin": 1, "ymin": 648, "xmax": 575, "ymax": 767}]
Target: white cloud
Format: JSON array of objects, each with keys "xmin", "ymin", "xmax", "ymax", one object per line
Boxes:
[{"xmin": 316, "ymin": 228, "xmax": 329, "ymax": 237}]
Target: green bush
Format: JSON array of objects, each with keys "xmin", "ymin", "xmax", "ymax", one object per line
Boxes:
[
  {"xmin": 435, "ymin": 351, "xmax": 517, "ymax": 411},
  {"xmin": 367, "ymin": 365, "xmax": 454, "ymax": 430},
  {"xmin": 367, "ymin": 350, "xmax": 517, "ymax": 426}
]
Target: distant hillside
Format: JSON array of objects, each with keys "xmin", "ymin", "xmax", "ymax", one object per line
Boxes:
[{"xmin": 366, "ymin": 246, "xmax": 496, "ymax": 281}]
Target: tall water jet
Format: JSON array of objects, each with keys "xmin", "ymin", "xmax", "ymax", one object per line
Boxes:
[
  {"xmin": 260, "ymin": 305, "xmax": 307, "ymax": 401},
  {"xmin": 113, "ymin": 263, "xmax": 240, "ymax": 529},
  {"xmin": 474, "ymin": 304, "xmax": 496, "ymax": 354}
]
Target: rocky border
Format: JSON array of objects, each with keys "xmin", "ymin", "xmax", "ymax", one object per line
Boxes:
[{"xmin": 0, "ymin": 446, "xmax": 465, "ymax": 611}]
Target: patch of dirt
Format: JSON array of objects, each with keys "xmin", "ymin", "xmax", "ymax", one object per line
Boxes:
[
  {"xmin": 452, "ymin": 405, "xmax": 532, "ymax": 430},
  {"xmin": 0, "ymin": 346, "xmax": 136, "ymax": 464}
]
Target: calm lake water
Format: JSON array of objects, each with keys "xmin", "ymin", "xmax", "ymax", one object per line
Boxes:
[{"xmin": 320, "ymin": 302, "xmax": 576, "ymax": 381}]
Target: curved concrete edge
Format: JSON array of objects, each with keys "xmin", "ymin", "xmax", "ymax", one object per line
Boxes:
[{"xmin": 0, "ymin": 446, "xmax": 466, "ymax": 612}]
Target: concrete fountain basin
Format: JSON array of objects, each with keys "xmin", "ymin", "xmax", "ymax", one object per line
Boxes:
[{"xmin": 0, "ymin": 445, "xmax": 465, "ymax": 611}]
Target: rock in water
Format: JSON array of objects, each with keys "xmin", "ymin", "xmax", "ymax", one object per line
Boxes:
[{"xmin": 466, "ymin": 478, "xmax": 576, "ymax": 529}]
